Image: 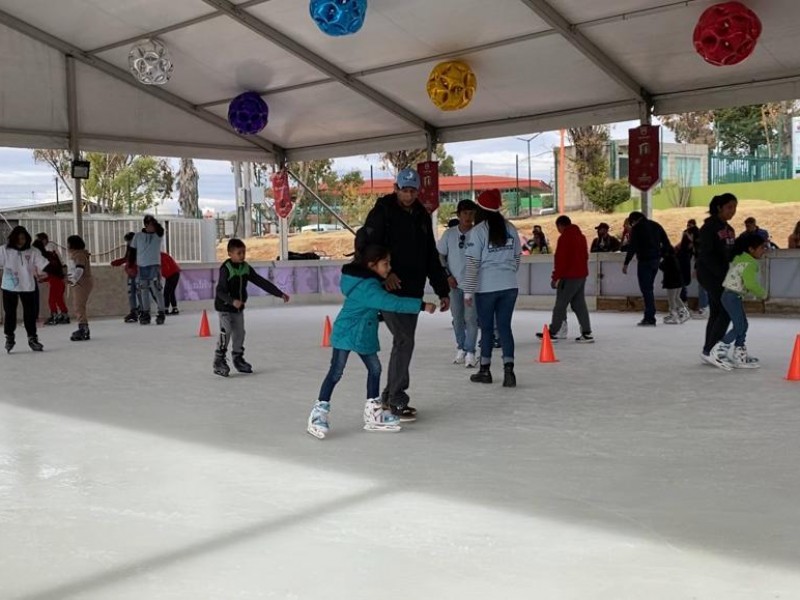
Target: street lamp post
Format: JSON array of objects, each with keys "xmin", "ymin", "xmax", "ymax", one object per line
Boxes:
[{"xmin": 516, "ymin": 135, "xmax": 540, "ymax": 216}]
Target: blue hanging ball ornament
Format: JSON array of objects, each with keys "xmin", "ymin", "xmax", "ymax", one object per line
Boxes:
[
  {"xmin": 309, "ymin": 0, "xmax": 367, "ymax": 37},
  {"xmin": 228, "ymin": 92, "xmax": 269, "ymax": 135}
]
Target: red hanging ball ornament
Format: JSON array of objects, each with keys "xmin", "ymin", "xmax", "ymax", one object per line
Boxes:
[{"xmin": 693, "ymin": 1, "xmax": 762, "ymax": 66}]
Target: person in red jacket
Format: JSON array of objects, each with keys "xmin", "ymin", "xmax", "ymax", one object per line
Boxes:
[
  {"xmin": 160, "ymin": 252, "xmax": 181, "ymax": 315},
  {"xmin": 539, "ymin": 215, "xmax": 594, "ymax": 343}
]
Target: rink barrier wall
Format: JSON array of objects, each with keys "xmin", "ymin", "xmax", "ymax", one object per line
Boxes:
[{"xmin": 2, "ymin": 251, "xmax": 799, "ymax": 322}]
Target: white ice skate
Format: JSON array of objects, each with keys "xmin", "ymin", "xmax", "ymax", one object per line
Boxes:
[
  {"xmin": 678, "ymin": 308, "xmax": 691, "ymax": 323},
  {"xmin": 453, "ymin": 349, "xmax": 466, "ymax": 364},
  {"xmin": 701, "ymin": 343, "xmax": 732, "ymax": 371},
  {"xmin": 464, "ymin": 352, "xmax": 478, "ymax": 368},
  {"xmin": 363, "ymin": 399, "xmax": 401, "ymax": 433},
  {"xmin": 729, "ymin": 345, "xmax": 760, "ymax": 369},
  {"xmin": 307, "ymin": 401, "xmax": 331, "ymax": 439},
  {"xmin": 663, "ymin": 313, "xmax": 679, "ymax": 325}
]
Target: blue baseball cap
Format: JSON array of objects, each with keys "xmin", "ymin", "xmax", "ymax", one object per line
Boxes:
[{"xmin": 395, "ymin": 168, "xmax": 420, "ymax": 190}]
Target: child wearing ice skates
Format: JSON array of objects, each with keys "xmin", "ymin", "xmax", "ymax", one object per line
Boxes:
[
  {"xmin": 716, "ymin": 233, "xmax": 767, "ymax": 370},
  {"xmin": 67, "ymin": 235, "xmax": 93, "ymax": 342},
  {"xmin": 307, "ymin": 244, "xmax": 436, "ymax": 439},
  {"xmin": 659, "ymin": 248, "xmax": 690, "ymax": 324},
  {"xmin": 214, "ymin": 238, "xmax": 289, "ymax": 377}
]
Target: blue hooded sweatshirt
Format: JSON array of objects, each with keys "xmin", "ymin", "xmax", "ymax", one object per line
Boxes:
[{"xmin": 330, "ymin": 263, "xmax": 424, "ymax": 355}]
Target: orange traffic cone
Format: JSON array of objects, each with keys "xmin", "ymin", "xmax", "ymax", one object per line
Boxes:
[
  {"xmin": 198, "ymin": 309, "xmax": 211, "ymax": 338},
  {"xmin": 321, "ymin": 316, "xmax": 332, "ymax": 348},
  {"xmin": 538, "ymin": 325, "xmax": 558, "ymax": 363},
  {"xmin": 786, "ymin": 334, "xmax": 800, "ymax": 381}
]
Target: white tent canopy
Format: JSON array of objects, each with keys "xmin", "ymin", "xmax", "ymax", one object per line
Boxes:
[{"xmin": 0, "ymin": 0, "xmax": 798, "ymax": 164}]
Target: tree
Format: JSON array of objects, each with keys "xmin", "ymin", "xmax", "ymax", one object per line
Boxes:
[
  {"xmin": 336, "ymin": 171, "xmax": 373, "ymax": 224},
  {"xmin": 580, "ymin": 177, "xmax": 631, "ymax": 214},
  {"xmin": 660, "ymin": 111, "xmax": 716, "ymax": 146},
  {"xmin": 379, "ymin": 144, "xmax": 456, "ymax": 176},
  {"xmin": 32, "ymin": 149, "xmax": 173, "ymax": 213},
  {"xmin": 176, "ymin": 158, "xmax": 199, "ymax": 218},
  {"xmin": 568, "ymin": 125, "xmax": 609, "ymax": 210},
  {"xmin": 714, "ymin": 105, "xmax": 769, "ymax": 155}
]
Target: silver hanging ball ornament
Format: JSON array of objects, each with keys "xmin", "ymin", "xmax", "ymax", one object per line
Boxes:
[{"xmin": 129, "ymin": 38, "xmax": 174, "ymax": 85}]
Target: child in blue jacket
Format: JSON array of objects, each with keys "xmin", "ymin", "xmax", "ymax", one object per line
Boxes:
[{"xmin": 307, "ymin": 245, "xmax": 436, "ymax": 439}]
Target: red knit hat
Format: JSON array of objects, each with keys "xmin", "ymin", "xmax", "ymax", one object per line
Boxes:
[{"xmin": 476, "ymin": 189, "xmax": 502, "ymax": 212}]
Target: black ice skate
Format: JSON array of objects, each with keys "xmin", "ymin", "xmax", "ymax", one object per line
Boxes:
[
  {"xmin": 139, "ymin": 311, "xmax": 151, "ymax": 325},
  {"xmin": 232, "ymin": 352, "xmax": 253, "ymax": 373},
  {"xmin": 156, "ymin": 311, "xmax": 166, "ymax": 325},
  {"xmin": 70, "ymin": 324, "xmax": 90, "ymax": 341},
  {"xmin": 5, "ymin": 335, "xmax": 14, "ymax": 353},
  {"xmin": 124, "ymin": 311, "xmax": 139, "ymax": 323},
  {"xmin": 213, "ymin": 352, "xmax": 230, "ymax": 377},
  {"xmin": 28, "ymin": 336, "xmax": 44, "ymax": 352}
]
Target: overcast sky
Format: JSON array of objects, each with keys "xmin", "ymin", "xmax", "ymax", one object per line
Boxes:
[{"xmin": 0, "ymin": 120, "xmax": 669, "ymax": 216}]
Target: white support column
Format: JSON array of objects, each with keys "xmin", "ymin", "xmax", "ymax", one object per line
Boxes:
[
  {"xmin": 66, "ymin": 56, "xmax": 83, "ymax": 236},
  {"xmin": 232, "ymin": 161, "xmax": 243, "ymax": 238},
  {"xmin": 242, "ymin": 162, "xmax": 253, "ymax": 239},
  {"xmin": 640, "ymin": 102, "xmax": 654, "ymax": 219},
  {"xmin": 278, "ymin": 217, "xmax": 289, "ymax": 261}
]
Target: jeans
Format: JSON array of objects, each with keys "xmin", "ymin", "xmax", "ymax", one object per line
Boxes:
[
  {"xmin": 550, "ymin": 277, "xmax": 591, "ymax": 335},
  {"xmin": 382, "ymin": 311, "xmax": 419, "ymax": 409},
  {"xmin": 698, "ymin": 276, "xmax": 729, "ymax": 355},
  {"xmin": 137, "ymin": 265, "xmax": 165, "ymax": 313},
  {"xmin": 637, "ymin": 259, "xmax": 660, "ymax": 322},
  {"xmin": 318, "ymin": 348, "xmax": 382, "ymax": 403},
  {"xmin": 721, "ymin": 290, "xmax": 748, "ymax": 346},
  {"xmin": 127, "ymin": 276, "xmax": 138, "ymax": 312},
  {"xmin": 449, "ymin": 287, "xmax": 478, "ymax": 353},
  {"xmin": 475, "ymin": 288, "xmax": 518, "ymax": 365},
  {"xmin": 2, "ymin": 290, "xmax": 37, "ymax": 338}
]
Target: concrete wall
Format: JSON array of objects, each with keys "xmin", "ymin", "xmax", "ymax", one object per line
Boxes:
[{"xmin": 4, "ymin": 252, "xmax": 799, "ymax": 322}]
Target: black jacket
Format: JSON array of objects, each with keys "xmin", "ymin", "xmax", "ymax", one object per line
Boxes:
[
  {"xmin": 624, "ymin": 218, "xmax": 671, "ymax": 265},
  {"xmin": 659, "ymin": 253, "xmax": 684, "ymax": 289},
  {"xmin": 215, "ymin": 259, "xmax": 284, "ymax": 313},
  {"xmin": 696, "ymin": 216, "xmax": 735, "ymax": 285},
  {"xmin": 358, "ymin": 194, "xmax": 449, "ymax": 299}
]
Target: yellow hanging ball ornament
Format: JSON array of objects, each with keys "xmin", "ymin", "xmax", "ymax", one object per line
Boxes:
[{"xmin": 426, "ymin": 60, "xmax": 477, "ymax": 111}]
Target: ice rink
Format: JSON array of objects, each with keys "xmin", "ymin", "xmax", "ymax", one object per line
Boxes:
[{"xmin": 1, "ymin": 305, "xmax": 799, "ymax": 599}]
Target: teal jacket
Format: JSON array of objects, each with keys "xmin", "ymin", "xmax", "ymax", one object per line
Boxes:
[{"xmin": 331, "ymin": 263, "xmax": 424, "ymax": 355}]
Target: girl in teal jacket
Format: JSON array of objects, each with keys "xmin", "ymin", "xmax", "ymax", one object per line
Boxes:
[
  {"xmin": 307, "ymin": 245, "xmax": 436, "ymax": 439},
  {"xmin": 718, "ymin": 233, "xmax": 767, "ymax": 370}
]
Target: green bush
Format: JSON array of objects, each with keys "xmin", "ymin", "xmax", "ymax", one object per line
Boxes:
[{"xmin": 581, "ymin": 177, "xmax": 631, "ymax": 214}]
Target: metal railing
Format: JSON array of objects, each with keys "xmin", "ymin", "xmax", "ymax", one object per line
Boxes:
[{"xmin": 709, "ymin": 153, "xmax": 792, "ymax": 184}]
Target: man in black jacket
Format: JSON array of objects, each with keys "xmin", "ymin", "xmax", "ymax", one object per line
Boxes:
[
  {"xmin": 622, "ymin": 211, "xmax": 672, "ymax": 326},
  {"xmin": 357, "ymin": 168, "xmax": 450, "ymax": 420}
]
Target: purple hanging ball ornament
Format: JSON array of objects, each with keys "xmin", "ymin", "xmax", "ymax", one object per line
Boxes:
[
  {"xmin": 228, "ymin": 92, "xmax": 269, "ymax": 135},
  {"xmin": 309, "ymin": 0, "xmax": 367, "ymax": 37}
]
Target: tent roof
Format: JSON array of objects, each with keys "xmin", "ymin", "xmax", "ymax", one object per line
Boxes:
[{"xmin": 0, "ymin": 0, "xmax": 797, "ymax": 164}]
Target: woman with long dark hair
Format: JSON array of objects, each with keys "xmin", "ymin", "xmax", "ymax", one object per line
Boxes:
[
  {"xmin": 696, "ymin": 193, "xmax": 738, "ymax": 368},
  {"xmin": 463, "ymin": 189, "xmax": 522, "ymax": 387}
]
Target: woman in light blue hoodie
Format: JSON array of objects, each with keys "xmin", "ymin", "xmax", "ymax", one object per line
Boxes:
[
  {"xmin": 463, "ymin": 189, "xmax": 522, "ymax": 388},
  {"xmin": 307, "ymin": 245, "xmax": 436, "ymax": 440}
]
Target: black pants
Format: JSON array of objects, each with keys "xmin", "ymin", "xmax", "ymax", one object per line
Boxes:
[
  {"xmin": 698, "ymin": 276, "xmax": 729, "ymax": 354},
  {"xmin": 381, "ymin": 311, "xmax": 420, "ymax": 409},
  {"xmin": 163, "ymin": 273, "xmax": 180, "ymax": 309},
  {"xmin": 3, "ymin": 290, "xmax": 38, "ymax": 338}
]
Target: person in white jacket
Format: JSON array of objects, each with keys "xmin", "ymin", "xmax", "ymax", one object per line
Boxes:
[{"xmin": 1, "ymin": 226, "xmax": 49, "ymax": 352}]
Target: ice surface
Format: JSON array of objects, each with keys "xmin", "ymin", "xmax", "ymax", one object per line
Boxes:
[{"xmin": 1, "ymin": 306, "xmax": 799, "ymax": 599}]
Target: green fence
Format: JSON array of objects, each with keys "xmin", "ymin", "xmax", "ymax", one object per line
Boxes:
[{"xmin": 709, "ymin": 153, "xmax": 792, "ymax": 184}]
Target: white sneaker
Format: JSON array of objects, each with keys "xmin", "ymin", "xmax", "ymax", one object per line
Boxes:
[
  {"xmin": 363, "ymin": 399, "xmax": 401, "ymax": 432},
  {"xmin": 701, "ymin": 350, "xmax": 732, "ymax": 371},
  {"xmin": 453, "ymin": 349, "xmax": 466, "ymax": 364},
  {"xmin": 464, "ymin": 352, "xmax": 478, "ymax": 368},
  {"xmin": 730, "ymin": 345, "xmax": 760, "ymax": 369},
  {"xmin": 307, "ymin": 401, "xmax": 331, "ymax": 439}
]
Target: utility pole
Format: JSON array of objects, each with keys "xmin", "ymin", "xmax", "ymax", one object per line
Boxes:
[{"xmin": 516, "ymin": 135, "xmax": 540, "ymax": 216}]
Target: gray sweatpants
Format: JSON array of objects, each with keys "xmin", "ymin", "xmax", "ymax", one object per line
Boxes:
[
  {"xmin": 381, "ymin": 311, "xmax": 420, "ymax": 409},
  {"xmin": 550, "ymin": 277, "xmax": 592, "ymax": 336},
  {"xmin": 217, "ymin": 311, "xmax": 245, "ymax": 356},
  {"xmin": 666, "ymin": 288, "xmax": 687, "ymax": 315}
]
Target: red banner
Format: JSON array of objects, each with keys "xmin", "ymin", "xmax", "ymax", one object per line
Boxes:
[
  {"xmin": 628, "ymin": 125, "xmax": 661, "ymax": 192},
  {"xmin": 416, "ymin": 161, "xmax": 440, "ymax": 213},
  {"xmin": 270, "ymin": 170, "xmax": 293, "ymax": 219}
]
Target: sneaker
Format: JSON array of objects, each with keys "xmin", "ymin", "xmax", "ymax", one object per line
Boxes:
[
  {"xmin": 730, "ymin": 345, "xmax": 760, "ymax": 369},
  {"xmin": 464, "ymin": 352, "xmax": 478, "ymax": 368},
  {"xmin": 663, "ymin": 313, "xmax": 679, "ymax": 325},
  {"xmin": 701, "ymin": 348, "xmax": 732, "ymax": 371},
  {"xmin": 364, "ymin": 399, "xmax": 401, "ymax": 432},
  {"xmin": 637, "ymin": 319, "xmax": 657, "ymax": 327},
  {"xmin": 307, "ymin": 401, "xmax": 331, "ymax": 439},
  {"xmin": 453, "ymin": 349, "xmax": 466, "ymax": 365},
  {"xmin": 575, "ymin": 334, "xmax": 595, "ymax": 343}
]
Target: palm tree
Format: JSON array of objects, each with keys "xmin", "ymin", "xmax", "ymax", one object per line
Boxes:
[{"xmin": 176, "ymin": 158, "xmax": 199, "ymax": 217}]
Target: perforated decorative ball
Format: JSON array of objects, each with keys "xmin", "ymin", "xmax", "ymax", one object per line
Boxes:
[
  {"xmin": 128, "ymin": 38, "xmax": 174, "ymax": 85},
  {"xmin": 426, "ymin": 61, "xmax": 477, "ymax": 111},
  {"xmin": 693, "ymin": 1, "xmax": 762, "ymax": 66},
  {"xmin": 309, "ymin": 0, "xmax": 367, "ymax": 37},
  {"xmin": 228, "ymin": 92, "xmax": 269, "ymax": 135}
]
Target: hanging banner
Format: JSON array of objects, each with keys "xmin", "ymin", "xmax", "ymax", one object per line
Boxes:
[
  {"xmin": 270, "ymin": 170, "xmax": 293, "ymax": 218},
  {"xmin": 792, "ymin": 116, "xmax": 800, "ymax": 178},
  {"xmin": 628, "ymin": 125, "xmax": 661, "ymax": 192},
  {"xmin": 417, "ymin": 161, "xmax": 440, "ymax": 213}
]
